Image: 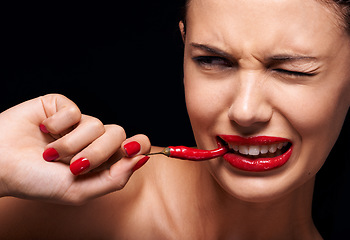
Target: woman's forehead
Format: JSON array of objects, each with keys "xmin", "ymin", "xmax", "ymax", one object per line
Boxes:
[
  {"xmin": 186, "ymin": 0, "xmax": 342, "ymax": 25},
  {"xmin": 185, "ymin": 0, "xmax": 347, "ymax": 57}
]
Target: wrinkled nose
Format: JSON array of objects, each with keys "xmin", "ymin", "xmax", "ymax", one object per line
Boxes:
[{"xmin": 228, "ymin": 71, "xmax": 272, "ymax": 128}]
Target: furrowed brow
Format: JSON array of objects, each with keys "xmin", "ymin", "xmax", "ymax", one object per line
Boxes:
[
  {"xmin": 190, "ymin": 43, "xmax": 319, "ymax": 65},
  {"xmin": 190, "ymin": 43, "xmax": 232, "ymax": 58},
  {"xmin": 268, "ymin": 55, "xmax": 318, "ymax": 63}
]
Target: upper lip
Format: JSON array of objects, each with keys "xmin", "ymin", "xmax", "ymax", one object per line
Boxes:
[{"xmin": 219, "ymin": 135, "xmax": 291, "ymax": 145}]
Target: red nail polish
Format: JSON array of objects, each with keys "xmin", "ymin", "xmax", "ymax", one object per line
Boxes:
[
  {"xmin": 132, "ymin": 156, "xmax": 150, "ymax": 172},
  {"xmin": 70, "ymin": 158, "xmax": 90, "ymax": 175},
  {"xmin": 43, "ymin": 148, "xmax": 59, "ymax": 162},
  {"xmin": 39, "ymin": 124, "xmax": 49, "ymax": 133},
  {"xmin": 124, "ymin": 141, "xmax": 141, "ymax": 157}
]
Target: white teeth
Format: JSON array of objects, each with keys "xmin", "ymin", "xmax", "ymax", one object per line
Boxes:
[
  {"xmin": 277, "ymin": 143, "xmax": 284, "ymax": 150},
  {"xmin": 260, "ymin": 145, "xmax": 269, "ymax": 154},
  {"xmin": 229, "ymin": 142, "xmax": 289, "ymax": 156},
  {"xmin": 229, "ymin": 143, "xmax": 239, "ymax": 151},
  {"xmin": 248, "ymin": 145, "xmax": 260, "ymax": 156},
  {"xmin": 268, "ymin": 144, "xmax": 277, "ymax": 153},
  {"xmin": 239, "ymin": 145, "xmax": 249, "ymax": 155}
]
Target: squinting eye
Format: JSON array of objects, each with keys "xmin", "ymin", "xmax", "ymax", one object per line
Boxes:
[
  {"xmin": 192, "ymin": 56, "xmax": 234, "ymax": 69},
  {"xmin": 273, "ymin": 69, "xmax": 316, "ymax": 77}
]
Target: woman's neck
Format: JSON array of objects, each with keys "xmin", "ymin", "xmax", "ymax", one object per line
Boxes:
[
  {"xmin": 149, "ymin": 158, "xmax": 322, "ymax": 239},
  {"xmin": 176, "ymin": 165, "xmax": 322, "ymax": 240}
]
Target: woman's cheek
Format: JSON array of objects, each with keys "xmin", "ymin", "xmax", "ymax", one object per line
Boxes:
[
  {"xmin": 184, "ymin": 76, "xmax": 231, "ymax": 147},
  {"xmin": 275, "ymin": 84, "xmax": 346, "ymax": 170},
  {"xmin": 185, "ymin": 78, "xmax": 230, "ymax": 129}
]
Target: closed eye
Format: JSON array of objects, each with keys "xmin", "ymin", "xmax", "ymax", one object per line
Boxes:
[{"xmin": 273, "ymin": 69, "xmax": 317, "ymax": 77}]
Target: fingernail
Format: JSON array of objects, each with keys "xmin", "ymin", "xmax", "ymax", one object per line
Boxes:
[
  {"xmin": 43, "ymin": 148, "xmax": 59, "ymax": 162},
  {"xmin": 39, "ymin": 124, "xmax": 49, "ymax": 133},
  {"xmin": 70, "ymin": 158, "xmax": 90, "ymax": 175},
  {"xmin": 124, "ymin": 141, "xmax": 141, "ymax": 157},
  {"xmin": 132, "ymin": 156, "xmax": 150, "ymax": 172}
]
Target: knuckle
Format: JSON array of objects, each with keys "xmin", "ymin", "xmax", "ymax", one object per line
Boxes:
[
  {"xmin": 88, "ymin": 117, "xmax": 105, "ymax": 135},
  {"xmin": 108, "ymin": 124, "xmax": 126, "ymax": 140},
  {"xmin": 66, "ymin": 106, "xmax": 81, "ymax": 123},
  {"xmin": 59, "ymin": 137, "xmax": 76, "ymax": 153}
]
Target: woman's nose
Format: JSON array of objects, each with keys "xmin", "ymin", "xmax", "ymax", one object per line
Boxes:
[{"xmin": 228, "ymin": 71, "xmax": 273, "ymax": 127}]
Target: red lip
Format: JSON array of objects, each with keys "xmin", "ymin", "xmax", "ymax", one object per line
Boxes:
[
  {"xmin": 220, "ymin": 135, "xmax": 289, "ymax": 145},
  {"xmin": 219, "ymin": 135, "xmax": 293, "ymax": 172}
]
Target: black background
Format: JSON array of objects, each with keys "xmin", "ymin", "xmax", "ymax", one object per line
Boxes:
[
  {"xmin": 1, "ymin": 2, "xmax": 349, "ymax": 239},
  {"xmin": 1, "ymin": 1, "xmax": 194, "ymax": 147}
]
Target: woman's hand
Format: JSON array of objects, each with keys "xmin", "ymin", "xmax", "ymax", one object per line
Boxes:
[{"xmin": 0, "ymin": 94, "xmax": 151, "ymax": 204}]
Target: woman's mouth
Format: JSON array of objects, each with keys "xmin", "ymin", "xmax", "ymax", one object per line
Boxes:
[{"xmin": 218, "ymin": 135, "xmax": 293, "ymax": 172}]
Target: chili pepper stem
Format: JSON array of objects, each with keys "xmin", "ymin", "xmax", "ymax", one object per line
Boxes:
[{"xmin": 146, "ymin": 147, "xmax": 171, "ymax": 157}]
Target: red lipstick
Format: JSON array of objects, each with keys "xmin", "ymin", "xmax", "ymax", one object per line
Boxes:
[
  {"xmin": 219, "ymin": 135, "xmax": 293, "ymax": 172},
  {"xmin": 220, "ymin": 135, "xmax": 289, "ymax": 145}
]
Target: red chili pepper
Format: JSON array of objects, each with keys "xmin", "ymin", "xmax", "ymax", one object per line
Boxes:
[{"xmin": 149, "ymin": 145, "xmax": 229, "ymax": 161}]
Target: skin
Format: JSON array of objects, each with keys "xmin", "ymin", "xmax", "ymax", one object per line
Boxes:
[
  {"xmin": 0, "ymin": 0, "xmax": 349, "ymax": 239},
  {"xmin": 181, "ymin": 0, "xmax": 350, "ymax": 238},
  {"xmin": 183, "ymin": 0, "xmax": 350, "ymax": 201}
]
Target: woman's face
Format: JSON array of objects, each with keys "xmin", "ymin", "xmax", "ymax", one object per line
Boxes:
[{"xmin": 182, "ymin": 0, "xmax": 350, "ymax": 202}]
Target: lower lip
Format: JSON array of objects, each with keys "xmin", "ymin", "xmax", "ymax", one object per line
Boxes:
[{"xmin": 223, "ymin": 146, "xmax": 293, "ymax": 172}]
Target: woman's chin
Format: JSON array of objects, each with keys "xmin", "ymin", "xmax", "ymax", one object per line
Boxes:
[{"xmin": 206, "ymin": 159, "xmax": 314, "ymax": 204}]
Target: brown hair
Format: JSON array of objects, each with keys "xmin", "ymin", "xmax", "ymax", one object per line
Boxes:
[
  {"xmin": 180, "ymin": 0, "xmax": 350, "ymax": 34},
  {"xmin": 335, "ymin": 1, "xmax": 350, "ymax": 33}
]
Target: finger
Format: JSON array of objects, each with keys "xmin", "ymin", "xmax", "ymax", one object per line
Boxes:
[
  {"xmin": 43, "ymin": 115, "xmax": 105, "ymax": 162},
  {"xmin": 121, "ymin": 134, "xmax": 152, "ymax": 157},
  {"xmin": 69, "ymin": 124, "xmax": 126, "ymax": 175},
  {"xmin": 88, "ymin": 134, "xmax": 152, "ymax": 174},
  {"xmin": 62, "ymin": 154, "xmax": 150, "ymax": 204},
  {"xmin": 40, "ymin": 94, "xmax": 81, "ymax": 135}
]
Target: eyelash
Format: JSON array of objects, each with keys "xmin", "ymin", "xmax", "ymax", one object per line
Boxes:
[
  {"xmin": 192, "ymin": 56, "xmax": 234, "ymax": 69},
  {"xmin": 193, "ymin": 56, "xmax": 316, "ymax": 77},
  {"xmin": 272, "ymin": 68, "xmax": 316, "ymax": 77}
]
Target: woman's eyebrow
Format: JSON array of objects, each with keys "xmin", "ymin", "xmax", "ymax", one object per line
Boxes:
[
  {"xmin": 190, "ymin": 43, "xmax": 232, "ymax": 58},
  {"xmin": 267, "ymin": 55, "xmax": 318, "ymax": 63},
  {"xmin": 190, "ymin": 42, "xmax": 319, "ymax": 64}
]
